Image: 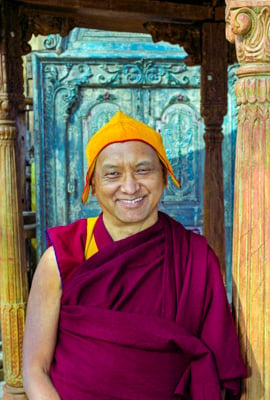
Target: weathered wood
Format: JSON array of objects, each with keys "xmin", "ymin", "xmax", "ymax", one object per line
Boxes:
[
  {"xmin": 15, "ymin": 0, "xmax": 214, "ymax": 22},
  {"xmin": 201, "ymin": 22, "xmax": 228, "ymax": 283},
  {"xmin": 145, "ymin": 22, "xmax": 201, "ymax": 65},
  {"xmin": 0, "ymin": 2, "xmax": 28, "ymax": 399},
  {"xmin": 15, "ymin": 0, "xmax": 223, "ymax": 37},
  {"xmin": 226, "ymin": 3, "xmax": 270, "ymax": 399}
]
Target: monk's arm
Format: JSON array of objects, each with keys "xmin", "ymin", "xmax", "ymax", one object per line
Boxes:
[{"xmin": 23, "ymin": 246, "xmax": 62, "ymax": 400}]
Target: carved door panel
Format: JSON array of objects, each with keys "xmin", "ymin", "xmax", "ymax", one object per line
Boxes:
[{"xmin": 143, "ymin": 89, "xmax": 204, "ymax": 229}]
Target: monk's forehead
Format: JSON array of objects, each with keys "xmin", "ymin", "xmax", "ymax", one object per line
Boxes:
[{"xmin": 96, "ymin": 140, "xmax": 159, "ymax": 161}]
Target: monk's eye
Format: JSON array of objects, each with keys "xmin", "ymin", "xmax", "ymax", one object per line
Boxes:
[
  {"xmin": 104, "ymin": 171, "xmax": 120, "ymax": 179},
  {"xmin": 136, "ymin": 168, "xmax": 152, "ymax": 175}
]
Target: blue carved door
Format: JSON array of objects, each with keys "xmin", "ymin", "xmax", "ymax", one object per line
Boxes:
[{"xmin": 32, "ymin": 28, "xmax": 236, "ymax": 297}]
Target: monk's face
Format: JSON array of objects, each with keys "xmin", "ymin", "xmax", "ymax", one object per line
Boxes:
[{"xmin": 91, "ymin": 141, "xmax": 167, "ymax": 237}]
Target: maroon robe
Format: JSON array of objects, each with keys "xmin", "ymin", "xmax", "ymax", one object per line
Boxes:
[{"xmin": 46, "ymin": 212, "xmax": 246, "ymax": 400}]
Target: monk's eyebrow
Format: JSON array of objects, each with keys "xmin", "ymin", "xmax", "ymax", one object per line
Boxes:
[
  {"xmin": 102, "ymin": 160, "xmax": 153, "ymax": 168},
  {"xmin": 102, "ymin": 163, "xmax": 119, "ymax": 169},
  {"xmin": 135, "ymin": 160, "xmax": 154, "ymax": 168}
]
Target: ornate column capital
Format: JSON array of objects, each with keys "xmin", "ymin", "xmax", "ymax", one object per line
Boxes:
[{"xmin": 226, "ymin": 2, "xmax": 270, "ymax": 73}]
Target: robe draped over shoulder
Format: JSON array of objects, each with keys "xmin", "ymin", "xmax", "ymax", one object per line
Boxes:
[{"xmin": 46, "ymin": 212, "xmax": 246, "ymax": 400}]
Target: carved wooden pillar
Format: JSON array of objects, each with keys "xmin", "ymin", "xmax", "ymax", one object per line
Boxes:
[
  {"xmin": 0, "ymin": 2, "xmax": 28, "ymax": 399},
  {"xmin": 201, "ymin": 22, "xmax": 227, "ymax": 282},
  {"xmin": 226, "ymin": 2, "xmax": 270, "ymax": 399}
]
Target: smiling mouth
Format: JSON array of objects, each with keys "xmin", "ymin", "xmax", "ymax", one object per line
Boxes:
[{"xmin": 119, "ymin": 196, "xmax": 144, "ymax": 205}]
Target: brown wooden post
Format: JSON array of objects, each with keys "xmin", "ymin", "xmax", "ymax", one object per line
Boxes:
[
  {"xmin": 226, "ymin": 2, "xmax": 270, "ymax": 398},
  {"xmin": 141, "ymin": 20, "xmax": 228, "ymax": 280},
  {"xmin": 0, "ymin": 2, "xmax": 28, "ymax": 399},
  {"xmin": 201, "ymin": 22, "xmax": 228, "ymax": 283}
]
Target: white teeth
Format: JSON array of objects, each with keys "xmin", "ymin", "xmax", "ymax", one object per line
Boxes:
[{"xmin": 123, "ymin": 197, "xmax": 143, "ymax": 204}]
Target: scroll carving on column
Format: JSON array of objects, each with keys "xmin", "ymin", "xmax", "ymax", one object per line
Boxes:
[{"xmin": 226, "ymin": 5, "xmax": 270, "ymax": 65}]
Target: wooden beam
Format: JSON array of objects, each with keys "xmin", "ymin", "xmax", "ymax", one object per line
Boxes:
[{"xmin": 14, "ymin": 0, "xmax": 214, "ymax": 23}]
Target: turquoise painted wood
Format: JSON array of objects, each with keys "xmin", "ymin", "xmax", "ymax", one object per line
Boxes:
[{"xmin": 32, "ymin": 28, "xmax": 237, "ymax": 298}]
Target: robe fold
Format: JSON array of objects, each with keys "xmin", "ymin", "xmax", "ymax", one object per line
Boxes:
[{"xmin": 46, "ymin": 212, "xmax": 246, "ymax": 400}]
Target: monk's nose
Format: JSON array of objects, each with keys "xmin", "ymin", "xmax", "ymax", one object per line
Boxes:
[{"xmin": 120, "ymin": 173, "xmax": 140, "ymax": 194}]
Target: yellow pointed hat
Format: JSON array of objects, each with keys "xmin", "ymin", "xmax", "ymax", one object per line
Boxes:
[{"xmin": 81, "ymin": 110, "xmax": 180, "ymax": 203}]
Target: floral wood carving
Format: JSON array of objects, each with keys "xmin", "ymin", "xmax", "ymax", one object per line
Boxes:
[{"xmin": 144, "ymin": 22, "xmax": 201, "ymax": 66}]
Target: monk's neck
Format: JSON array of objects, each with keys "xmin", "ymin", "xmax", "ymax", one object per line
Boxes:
[{"xmin": 102, "ymin": 213, "xmax": 159, "ymax": 241}]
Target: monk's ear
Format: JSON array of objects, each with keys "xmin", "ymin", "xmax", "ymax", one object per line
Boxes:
[
  {"xmin": 163, "ymin": 166, "xmax": 168, "ymax": 187},
  {"xmin": 91, "ymin": 175, "xmax": 96, "ymax": 196}
]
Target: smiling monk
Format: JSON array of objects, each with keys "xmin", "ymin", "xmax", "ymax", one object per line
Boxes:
[{"xmin": 23, "ymin": 110, "xmax": 246, "ymax": 400}]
